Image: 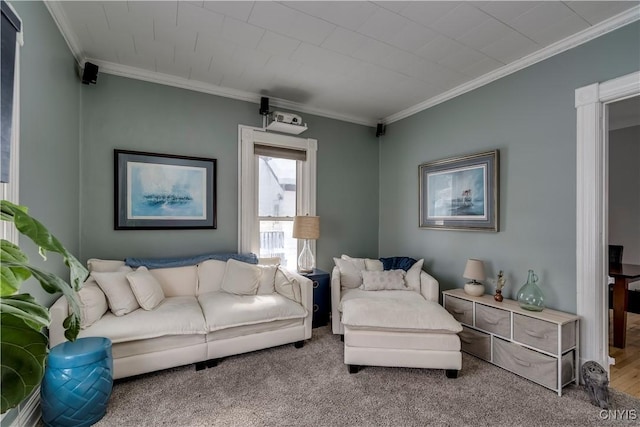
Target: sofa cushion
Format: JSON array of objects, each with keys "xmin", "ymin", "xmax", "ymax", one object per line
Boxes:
[
  {"xmin": 127, "ymin": 266, "xmax": 165, "ymax": 310},
  {"xmin": 256, "ymin": 264, "xmax": 278, "ymax": 295},
  {"xmin": 198, "ymin": 292, "xmax": 307, "ymax": 332},
  {"xmin": 87, "ymin": 258, "xmax": 126, "ymax": 273},
  {"xmin": 341, "ymin": 297, "xmax": 462, "ymax": 333},
  {"xmin": 333, "ymin": 257, "xmax": 362, "ymax": 289},
  {"xmin": 364, "ymin": 258, "xmax": 384, "ymax": 271},
  {"xmin": 339, "ymin": 288, "xmax": 421, "ymax": 312},
  {"xmin": 92, "ymin": 268, "xmax": 139, "ymax": 316},
  {"xmin": 361, "ymin": 270, "xmax": 408, "ymax": 291},
  {"xmin": 221, "ymin": 259, "xmax": 260, "ymax": 295},
  {"xmin": 78, "ymin": 296, "xmax": 207, "ymax": 343},
  {"xmin": 274, "ymin": 267, "xmax": 301, "ymax": 303},
  {"xmin": 197, "ymin": 259, "xmax": 227, "ymax": 295},
  {"xmin": 149, "ymin": 265, "xmax": 198, "ymax": 297},
  {"xmin": 405, "ymin": 259, "xmax": 424, "ymax": 292},
  {"xmin": 75, "ymin": 278, "xmax": 109, "ymax": 329}
]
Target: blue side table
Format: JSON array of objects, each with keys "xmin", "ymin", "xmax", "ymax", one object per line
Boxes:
[
  {"xmin": 301, "ymin": 269, "xmax": 331, "ymax": 328},
  {"xmin": 41, "ymin": 337, "xmax": 113, "ymax": 427}
]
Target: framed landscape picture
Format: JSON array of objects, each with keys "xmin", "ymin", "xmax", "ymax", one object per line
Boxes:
[
  {"xmin": 114, "ymin": 150, "xmax": 217, "ymax": 230},
  {"xmin": 419, "ymin": 150, "xmax": 499, "ymax": 231}
]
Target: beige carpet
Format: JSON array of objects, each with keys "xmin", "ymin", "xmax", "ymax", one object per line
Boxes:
[{"xmin": 94, "ymin": 327, "xmax": 640, "ymax": 426}]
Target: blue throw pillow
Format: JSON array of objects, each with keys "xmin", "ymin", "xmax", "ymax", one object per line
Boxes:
[
  {"xmin": 125, "ymin": 252, "xmax": 258, "ymax": 269},
  {"xmin": 380, "ymin": 256, "xmax": 417, "ymax": 271}
]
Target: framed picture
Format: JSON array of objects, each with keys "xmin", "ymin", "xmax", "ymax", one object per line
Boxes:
[
  {"xmin": 114, "ymin": 150, "xmax": 217, "ymax": 230},
  {"xmin": 419, "ymin": 150, "xmax": 499, "ymax": 231}
]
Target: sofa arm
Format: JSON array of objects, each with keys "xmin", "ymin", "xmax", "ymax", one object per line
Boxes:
[
  {"xmin": 49, "ymin": 296, "xmax": 69, "ymax": 348},
  {"xmin": 331, "ymin": 266, "xmax": 343, "ymax": 335},
  {"xmin": 286, "ymin": 270, "xmax": 313, "ymax": 335},
  {"xmin": 420, "ymin": 271, "xmax": 439, "ymax": 302}
]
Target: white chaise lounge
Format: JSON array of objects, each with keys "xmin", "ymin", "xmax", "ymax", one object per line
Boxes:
[{"xmin": 331, "ymin": 256, "xmax": 463, "ymax": 377}]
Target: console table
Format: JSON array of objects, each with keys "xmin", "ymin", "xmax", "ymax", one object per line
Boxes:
[{"xmin": 442, "ymin": 289, "xmax": 579, "ymax": 396}]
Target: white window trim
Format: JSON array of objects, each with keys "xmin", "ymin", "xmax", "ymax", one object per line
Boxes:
[{"xmin": 238, "ymin": 125, "xmax": 317, "ymax": 264}]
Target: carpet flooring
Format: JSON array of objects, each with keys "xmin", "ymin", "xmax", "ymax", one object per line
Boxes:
[{"xmin": 94, "ymin": 327, "xmax": 640, "ymax": 426}]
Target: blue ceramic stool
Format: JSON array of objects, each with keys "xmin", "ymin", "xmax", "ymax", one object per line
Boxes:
[{"xmin": 41, "ymin": 337, "xmax": 113, "ymax": 427}]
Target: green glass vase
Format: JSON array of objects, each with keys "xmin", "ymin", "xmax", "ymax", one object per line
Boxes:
[{"xmin": 517, "ymin": 269, "xmax": 544, "ymax": 311}]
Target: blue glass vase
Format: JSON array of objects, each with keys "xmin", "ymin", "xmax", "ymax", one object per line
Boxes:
[{"xmin": 517, "ymin": 269, "xmax": 544, "ymax": 311}]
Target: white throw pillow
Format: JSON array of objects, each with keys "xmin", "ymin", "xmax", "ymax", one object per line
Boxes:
[
  {"xmin": 405, "ymin": 258, "xmax": 424, "ymax": 292},
  {"xmin": 361, "ymin": 270, "xmax": 408, "ymax": 291},
  {"xmin": 92, "ymin": 267, "xmax": 139, "ymax": 316},
  {"xmin": 221, "ymin": 259, "xmax": 261, "ymax": 295},
  {"xmin": 341, "ymin": 254, "xmax": 366, "ymax": 271},
  {"xmin": 333, "ymin": 257, "xmax": 363, "ymax": 289},
  {"xmin": 74, "ymin": 278, "xmax": 109, "ymax": 329},
  {"xmin": 364, "ymin": 258, "xmax": 384, "ymax": 271},
  {"xmin": 256, "ymin": 264, "xmax": 278, "ymax": 295},
  {"xmin": 274, "ymin": 267, "xmax": 301, "ymax": 303},
  {"xmin": 127, "ymin": 266, "xmax": 165, "ymax": 310},
  {"xmin": 87, "ymin": 258, "xmax": 126, "ymax": 273}
]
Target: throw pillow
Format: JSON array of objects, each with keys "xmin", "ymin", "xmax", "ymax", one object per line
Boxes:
[
  {"xmin": 364, "ymin": 258, "xmax": 384, "ymax": 271},
  {"xmin": 92, "ymin": 267, "xmax": 139, "ymax": 316},
  {"xmin": 87, "ymin": 258, "xmax": 126, "ymax": 273},
  {"xmin": 380, "ymin": 256, "xmax": 417, "ymax": 271},
  {"xmin": 74, "ymin": 278, "xmax": 109, "ymax": 328},
  {"xmin": 274, "ymin": 267, "xmax": 302, "ymax": 303},
  {"xmin": 221, "ymin": 258, "xmax": 261, "ymax": 295},
  {"xmin": 333, "ymin": 257, "xmax": 363, "ymax": 289},
  {"xmin": 341, "ymin": 255, "xmax": 366, "ymax": 271},
  {"xmin": 127, "ymin": 266, "xmax": 165, "ymax": 310},
  {"xmin": 404, "ymin": 258, "xmax": 424, "ymax": 292},
  {"xmin": 361, "ymin": 270, "xmax": 408, "ymax": 291},
  {"xmin": 256, "ymin": 264, "xmax": 278, "ymax": 295}
]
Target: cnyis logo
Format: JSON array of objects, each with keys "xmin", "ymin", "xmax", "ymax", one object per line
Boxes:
[{"xmin": 599, "ymin": 409, "xmax": 637, "ymax": 420}]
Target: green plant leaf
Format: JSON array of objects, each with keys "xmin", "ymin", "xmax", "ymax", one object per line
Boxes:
[
  {"xmin": 0, "ymin": 313, "xmax": 48, "ymax": 414},
  {"xmin": 0, "ymin": 294, "xmax": 50, "ymax": 331},
  {"xmin": 0, "ymin": 240, "xmax": 32, "ymax": 296}
]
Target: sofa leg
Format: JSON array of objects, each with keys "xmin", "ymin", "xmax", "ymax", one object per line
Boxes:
[
  {"xmin": 195, "ymin": 361, "xmax": 207, "ymax": 371},
  {"xmin": 340, "ymin": 335, "xmax": 344, "ymax": 342},
  {"xmin": 206, "ymin": 358, "xmax": 219, "ymax": 368},
  {"xmin": 445, "ymin": 369, "xmax": 459, "ymax": 379},
  {"xmin": 348, "ymin": 365, "xmax": 359, "ymax": 374},
  {"xmin": 294, "ymin": 340, "xmax": 304, "ymax": 349}
]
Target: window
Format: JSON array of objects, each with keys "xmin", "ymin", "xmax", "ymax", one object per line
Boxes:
[{"xmin": 239, "ymin": 126, "xmax": 317, "ymax": 271}]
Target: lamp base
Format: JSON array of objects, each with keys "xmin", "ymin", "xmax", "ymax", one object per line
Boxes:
[
  {"xmin": 464, "ymin": 282, "xmax": 485, "ymax": 297},
  {"xmin": 297, "ymin": 239, "xmax": 315, "ymax": 273}
]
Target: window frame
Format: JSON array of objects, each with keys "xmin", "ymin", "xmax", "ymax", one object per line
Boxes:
[{"xmin": 238, "ymin": 126, "xmax": 317, "ymax": 267}]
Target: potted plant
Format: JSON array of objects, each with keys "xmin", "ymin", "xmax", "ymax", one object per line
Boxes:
[{"xmin": 0, "ymin": 200, "xmax": 87, "ymax": 414}]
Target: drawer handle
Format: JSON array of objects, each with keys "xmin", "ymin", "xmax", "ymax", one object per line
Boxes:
[
  {"xmin": 313, "ymin": 304, "xmax": 319, "ymax": 312},
  {"xmin": 460, "ymin": 337, "xmax": 472, "ymax": 344},
  {"xmin": 483, "ymin": 318, "xmax": 499, "ymax": 325},
  {"xmin": 452, "ymin": 309, "xmax": 465, "ymax": 314},
  {"xmin": 512, "ymin": 355, "xmax": 531, "ymax": 367},
  {"xmin": 313, "ymin": 281, "xmax": 319, "ymax": 289},
  {"xmin": 524, "ymin": 329, "xmax": 546, "ymax": 339}
]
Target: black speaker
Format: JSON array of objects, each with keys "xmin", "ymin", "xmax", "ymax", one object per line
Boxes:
[
  {"xmin": 82, "ymin": 62, "xmax": 99, "ymax": 85},
  {"xmin": 376, "ymin": 123, "xmax": 386, "ymax": 137},
  {"xmin": 259, "ymin": 97, "xmax": 270, "ymax": 115}
]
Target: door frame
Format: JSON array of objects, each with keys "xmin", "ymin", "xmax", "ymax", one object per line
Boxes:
[{"xmin": 575, "ymin": 71, "xmax": 640, "ymax": 371}]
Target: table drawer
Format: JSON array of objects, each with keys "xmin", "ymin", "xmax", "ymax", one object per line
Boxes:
[
  {"xmin": 493, "ymin": 338, "xmax": 558, "ymax": 389},
  {"xmin": 476, "ymin": 304, "xmax": 510, "ymax": 338},
  {"xmin": 513, "ymin": 314, "xmax": 559, "ymax": 354},
  {"xmin": 459, "ymin": 326, "xmax": 490, "ymax": 361},
  {"xmin": 445, "ymin": 296, "xmax": 473, "ymax": 325}
]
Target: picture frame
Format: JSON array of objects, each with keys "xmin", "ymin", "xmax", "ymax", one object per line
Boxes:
[
  {"xmin": 114, "ymin": 150, "xmax": 217, "ymax": 230},
  {"xmin": 419, "ymin": 150, "xmax": 499, "ymax": 231}
]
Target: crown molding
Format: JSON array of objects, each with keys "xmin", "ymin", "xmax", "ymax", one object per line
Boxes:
[
  {"xmin": 384, "ymin": 5, "xmax": 640, "ymax": 125},
  {"xmin": 44, "ymin": 1, "xmax": 84, "ymax": 63}
]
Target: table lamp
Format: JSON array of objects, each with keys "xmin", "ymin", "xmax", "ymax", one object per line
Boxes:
[
  {"xmin": 463, "ymin": 258, "xmax": 486, "ymax": 296},
  {"xmin": 293, "ymin": 215, "xmax": 320, "ymax": 273}
]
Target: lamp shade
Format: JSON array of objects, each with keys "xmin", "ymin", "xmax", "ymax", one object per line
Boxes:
[
  {"xmin": 463, "ymin": 259, "xmax": 486, "ymax": 282},
  {"xmin": 292, "ymin": 215, "xmax": 320, "ymax": 240}
]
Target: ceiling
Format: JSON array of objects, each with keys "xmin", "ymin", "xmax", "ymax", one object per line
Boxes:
[{"xmin": 48, "ymin": 1, "xmax": 639, "ymax": 126}]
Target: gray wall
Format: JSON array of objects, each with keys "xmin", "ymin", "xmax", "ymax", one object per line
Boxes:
[
  {"xmin": 12, "ymin": 1, "xmax": 81, "ymax": 307},
  {"xmin": 609, "ymin": 125, "xmax": 640, "ymax": 266},
  {"xmin": 79, "ymin": 74, "xmax": 378, "ymax": 272},
  {"xmin": 379, "ymin": 22, "xmax": 640, "ymax": 313}
]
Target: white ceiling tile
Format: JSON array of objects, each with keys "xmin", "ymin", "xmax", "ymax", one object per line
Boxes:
[
  {"xmin": 203, "ymin": 1, "xmax": 255, "ymax": 22},
  {"xmin": 456, "ymin": 18, "xmax": 513, "ymax": 51},
  {"xmin": 103, "ymin": 2, "xmax": 153, "ymax": 40},
  {"xmin": 174, "ymin": 49, "xmax": 213, "ymax": 72},
  {"xmin": 128, "ymin": 1, "xmax": 178, "ymax": 24},
  {"xmin": 286, "ymin": 9, "xmax": 337, "ymax": 46},
  {"xmin": 154, "ymin": 18, "xmax": 198, "ymax": 50},
  {"xmin": 480, "ymin": 31, "xmax": 539, "ymax": 63},
  {"xmin": 477, "ymin": 1, "xmax": 542, "ymax": 23},
  {"xmin": 263, "ymin": 56, "xmax": 302, "ymax": 79},
  {"xmin": 133, "ymin": 36, "xmax": 175, "ymax": 64},
  {"xmin": 256, "ymin": 31, "xmax": 301, "ymax": 57},
  {"xmin": 87, "ymin": 29, "xmax": 135, "ymax": 58},
  {"xmin": 194, "ymin": 33, "xmax": 237, "ymax": 59},
  {"xmin": 525, "ymin": 12, "xmax": 590, "ymax": 46},
  {"xmin": 117, "ymin": 51, "xmax": 157, "ymax": 71},
  {"xmin": 284, "ymin": 1, "xmax": 378, "ymax": 31},
  {"xmin": 290, "ymin": 43, "xmax": 361, "ymax": 78},
  {"xmin": 350, "ymin": 38, "xmax": 397, "ymax": 64},
  {"xmin": 460, "ymin": 56, "xmax": 504, "ymax": 78},
  {"xmin": 177, "ymin": 2, "xmax": 224, "ymax": 37},
  {"xmin": 438, "ymin": 47, "xmax": 488, "ymax": 71},
  {"xmin": 373, "ymin": 1, "xmax": 413, "ymax": 14},
  {"xmin": 155, "ymin": 54, "xmax": 191, "ymax": 79},
  {"xmin": 212, "ymin": 57, "xmax": 246, "ymax": 77},
  {"xmin": 430, "ymin": 4, "xmax": 491, "ymax": 40},
  {"xmin": 398, "ymin": 1, "xmax": 461, "ymax": 27},
  {"xmin": 231, "ymin": 46, "xmax": 270, "ymax": 70},
  {"xmin": 387, "ymin": 21, "xmax": 438, "ymax": 53},
  {"xmin": 221, "ymin": 17, "xmax": 265, "ymax": 49},
  {"xmin": 321, "ymin": 28, "xmax": 369, "ymax": 56},
  {"xmin": 357, "ymin": 7, "xmax": 411, "ymax": 43},
  {"xmin": 508, "ymin": 3, "xmax": 576, "ymax": 37},
  {"xmin": 189, "ymin": 66, "xmax": 223, "ymax": 86},
  {"xmin": 60, "ymin": 2, "xmax": 109, "ymax": 33},
  {"xmin": 565, "ymin": 1, "xmax": 637, "ymax": 25},
  {"xmin": 376, "ymin": 49, "xmax": 421, "ymax": 76},
  {"xmin": 415, "ymin": 36, "xmax": 464, "ymax": 63}
]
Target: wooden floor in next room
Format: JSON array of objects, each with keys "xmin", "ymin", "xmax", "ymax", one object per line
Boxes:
[{"xmin": 609, "ymin": 311, "xmax": 640, "ymax": 398}]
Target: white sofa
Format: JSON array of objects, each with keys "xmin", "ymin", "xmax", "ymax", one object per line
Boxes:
[
  {"xmin": 49, "ymin": 258, "xmax": 312, "ymax": 380},
  {"xmin": 331, "ymin": 256, "xmax": 463, "ymax": 376}
]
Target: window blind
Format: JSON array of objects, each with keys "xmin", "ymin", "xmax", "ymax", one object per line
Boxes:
[
  {"xmin": 1, "ymin": 0, "xmax": 21, "ymax": 183},
  {"xmin": 254, "ymin": 144, "xmax": 306, "ymax": 162}
]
